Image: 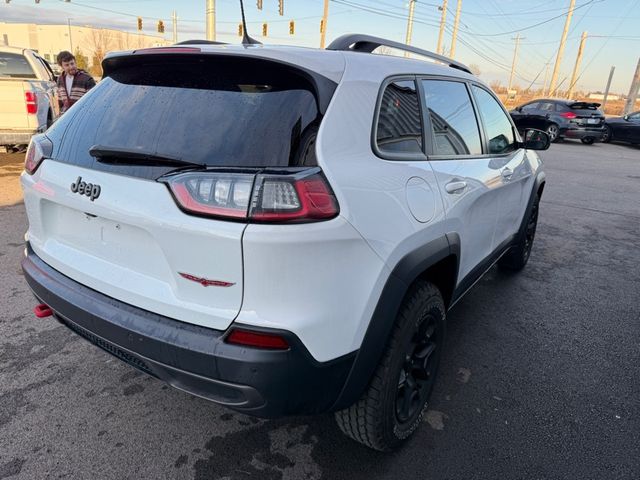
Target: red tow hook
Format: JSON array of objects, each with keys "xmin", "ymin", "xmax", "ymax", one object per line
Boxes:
[{"xmin": 34, "ymin": 303, "xmax": 53, "ymax": 318}]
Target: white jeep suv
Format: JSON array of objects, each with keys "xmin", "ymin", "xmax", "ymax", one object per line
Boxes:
[{"xmin": 21, "ymin": 35, "xmax": 548, "ymax": 451}]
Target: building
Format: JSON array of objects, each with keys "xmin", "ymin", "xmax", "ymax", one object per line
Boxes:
[
  {"xmin": 587, "ymin": 92, "xmax": 621, "ymax": 101},
  {"xmin": 0, "ymin": 22, "xmax": 170, "ymax": 71}
]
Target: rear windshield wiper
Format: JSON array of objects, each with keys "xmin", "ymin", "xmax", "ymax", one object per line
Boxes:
[{"xmin": 89, "ymin": 145, "xmax": 206, "ymax": 168}]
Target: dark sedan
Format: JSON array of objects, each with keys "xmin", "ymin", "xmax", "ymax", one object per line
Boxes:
[
  {"xmin": 510, "ymin": 99, "xmax": 605, "ymax": 145},
  {"xmin": 603, "ymin": 111, "xmax": 640, "ymax": 145}
]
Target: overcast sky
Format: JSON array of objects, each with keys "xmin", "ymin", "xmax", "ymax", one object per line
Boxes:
[{"xmin": 2, "ymin": 0, "xmax": 640, "ymax": 93}]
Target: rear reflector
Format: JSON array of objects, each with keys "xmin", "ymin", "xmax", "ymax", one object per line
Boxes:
[
  {"xmin": 225, "ymin": 329, "xmax": 290, "ymax": 350},
  {"xmin": 25, "ymin": 91, "xmax": 37, "ymax": 114},
  {"xmin": 34, "ymin": 304, "xmax": 53, "ymax": 318}
]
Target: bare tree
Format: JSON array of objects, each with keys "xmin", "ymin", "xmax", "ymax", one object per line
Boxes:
[
  {"xmin": 469, "ymin": 63, "xmax": 481, "ymax": 76},
  {"xmin": 85, "ymin": 29, "xmax": 116, "ymax": 77}
]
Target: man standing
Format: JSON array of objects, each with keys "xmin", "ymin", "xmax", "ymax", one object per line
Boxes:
[{"xmin": 56, "ymin": 51, "xmax": 96, "ymax": 113}]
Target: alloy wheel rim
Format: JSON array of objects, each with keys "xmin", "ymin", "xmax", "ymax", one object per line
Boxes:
[
  {"xmin": 547, "ymin": 125, "xmax": 558, "ymax": 140},
  {"xmin": 395, "ymin": 315, "xmax": 439, "ymax": 424}
]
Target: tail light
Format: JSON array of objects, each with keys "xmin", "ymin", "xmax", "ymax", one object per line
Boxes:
[
  {"xmin": 561, "ymin": 111, "xmax": 577, "ymax": 119},
  {"xmin": 24, "ymin": 134, "xmax": 53, "ymax": 175},
  {"xmin": 163, "ymin": 168, "xmax": 339, "ymax": 223},
  {"xmin": 25, "ymin": 91, "xmax": 38, "ymax": 114},
  {"xmin": 225, "ymin": 328, "xmax": 289, "ymax": 350}
]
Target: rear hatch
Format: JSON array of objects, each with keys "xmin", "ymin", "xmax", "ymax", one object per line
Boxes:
[
  {"xmin": 0, "ymin": 51, "xmax": 36, "ymax": 130},
  {"xmin": 566, "ymin": 101, "xmax": 604, "ymax": 128},
  {"xmin": 21, "ymin": 50, "xmax": 337, "ymax": 330}
]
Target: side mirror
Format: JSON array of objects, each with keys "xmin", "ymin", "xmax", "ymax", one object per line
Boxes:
[
  {"xmin": 623, "ymin": 115, "xmax": 629, "ymax": 120},
  {"xmin": 521, "ymin": 129, "xmax": 550, "ymax": 151},
  {"xmin": 515, "ymin": 106, "xmax": 522, "ymax": 112}
]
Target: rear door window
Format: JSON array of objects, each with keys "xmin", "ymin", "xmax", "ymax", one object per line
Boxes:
[
  {"xmin": 422, "ymin": 79, "xmax": 482, "ymax": 156},
  {"xmin": 539, "ymin": 102, "xmax": 556, "ymax": 112},
  {"xmin": 0, "ymin": 52, "xmax": 36, "ymax": 79},
  {"xmin": 375, "ymin": 80, "xmax": 423, "ymax": 155},
  {"xmin": 521, "ymin": 103, "xmax": 539, "ymax": 112}
]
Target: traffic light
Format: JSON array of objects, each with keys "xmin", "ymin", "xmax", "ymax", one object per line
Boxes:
[
  {"xmin": 289, "ymin": 20, "xmax": 294, "ymax": 35},
  {"xmin": 157, "ymin": 20, "xmax": 164, "ymax": 34},
  {"xmin": 137, "ymin": 17, "xmax": 142, "ymax": 31},
  {"xmin": 238, "ymin": 23, "xmax": 243, "ymax": 37},
  {"xmin": 256, "ymin": 0, "xmax": 262, "ymax": 9},
  {"xmin": 278, "ymin": 0, "xmax": 284, "ymax": 16},
  {"xmin": 262, "ymin": 23, "xmax": 268, "ymax": 37}
]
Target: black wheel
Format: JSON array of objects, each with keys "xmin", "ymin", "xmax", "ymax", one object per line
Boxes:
[
  {"xmin": 499, "ymin": 194, "xmax": 540, "ymax": 271},
  {"xmin": 546, "ymin": 124, "xmax": 560, "ymax": 143},
  {"xmin": 335, "ymin": 281, "xmax": 445, "ymax": 451},
  {"xmin": 601, "ymin": 125, "xmax": 612, "ymax": 143},
  {"xmin": 581, "ymin": 137, "xmax": 595, "ymax": 145}
]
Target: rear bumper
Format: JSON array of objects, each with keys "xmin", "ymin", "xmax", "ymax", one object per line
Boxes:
[
  {"xmin": 561, "ymin": 126, "xmax": 605, "ymax": 140},
  {"xmin": 21, "ymin": 244, "xmax": 355, "ymax": 417},
  {"xmin": 0, "ymin": 129, "xmax": 37, "ymax": 145}
]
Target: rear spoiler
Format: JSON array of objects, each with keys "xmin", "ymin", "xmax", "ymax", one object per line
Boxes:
[{"xmin": 569, "ymin": 102, "xmax": 601, "ymax": 109}]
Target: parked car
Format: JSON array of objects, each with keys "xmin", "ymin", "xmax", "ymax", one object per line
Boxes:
[
  {"xmin": 510, "ymin": 98, "xmax": 605, "ymax": 144},
  {"xmin": 20, "ymin": 35, "xmax": 548, "ymax": 451},
  {"xmin": 603, "ymin": 111, "xmax": 640, "ymax": 145},
  {"xmin": 0, "ymin": 46, "xmax": 59, "ymax": 147}
]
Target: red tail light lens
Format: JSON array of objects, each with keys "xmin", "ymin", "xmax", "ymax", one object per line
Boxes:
[
  {"xmin": 163, "ymin": 169, "xmax": 338, "ymax": 223},
  {"xmin": 24, "ymin": 134, "xmax": 53, "ymax": 174},
  {"xmin": 561, "ymin": 111, "xmax": 577, "ymax": 119},
  {"xmin": 225, "ymin": 329, "xmax": 289, "ymax": 350},
  {"xmin": 25, "ymin": 91, "xmax": 37, "ymax": 114}
]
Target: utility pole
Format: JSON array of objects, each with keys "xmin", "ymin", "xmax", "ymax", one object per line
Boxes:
[
  {"xmin": 508, "ymin": 33, "xmax": 522, "ymax": 92},
  {"xmin": 436, "ymin": 0, "xmax": 448, "ymax": 55},
  {"xmin": 67, "ymin": 18, "xmax": 73, "ymax": 51},
  {"xmin": 404, "ymin": 0, "xmax": 416, "ymax": 56},
  {"xmin": 206, "ymin": 0, "xmax": 216, "ymax": 41},
  {"xmin": 601, "ymin": 66, "xmax": 615, "ymax": 114},
  {"xmin": 450, "ymin": 0, "xmax": 462, "ymax": 58},
  {"xmin": 172, "ymin": 10, "xmax": 178, "ymax": 44},
  {"xmin": 566, "ymin": 31, "xmax": 587, "ymax": 99},
  {"xmin": 623, "ymin": 57, "xmax": 640, "ymax": 115},
  {"xmin": 549, "ymin": 0, "xmax": 576, "ymax": 97},
  {"xmin": 320, "ymin": 0, "xmax": 329, "ymax": 49},
  {"xmin": 542, "ymin": 62, "xmax": 551, "ymax": 96}
]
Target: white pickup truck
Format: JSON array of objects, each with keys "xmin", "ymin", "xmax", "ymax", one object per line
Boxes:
[{"xmin": 0, "ymin": 46, "xmax": 59, "ymax": 147}]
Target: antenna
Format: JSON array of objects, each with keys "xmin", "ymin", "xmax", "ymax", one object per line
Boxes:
[{"xmin": 240, "ymin": 0, "xmax": 261, "ymax": 45}]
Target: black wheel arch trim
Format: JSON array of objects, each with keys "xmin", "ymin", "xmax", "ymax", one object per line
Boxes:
[{"xmin": 331, "ymin": 233, "xmax": 459, "ymax": 411}]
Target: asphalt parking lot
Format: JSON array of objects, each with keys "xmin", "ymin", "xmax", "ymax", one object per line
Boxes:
[{"xmin": 1, "ymin": 141, "xmax": 639, "ymax": 479}]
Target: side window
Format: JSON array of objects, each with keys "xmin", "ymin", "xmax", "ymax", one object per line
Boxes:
[
  {"xmin": 376, "ymin": 80, "xmax": 423, "ymax": 155},
  {"xmin": 628, "ymin": 112, "xmax": 640, "ymax": 122},
  {"xmin": 521, "ymin": 102, "xmax": 539, "ymax": 112},
  {"xmin": 539, "ymin": 102, "xmax": 555, "ymax": 112},
  {"xmin": 472, "ymin": 85, "xmax": 516, "ymax": 155},
  {"xmin": 422, "ymin": 79, "xmax": 482, "ymax": 156}
]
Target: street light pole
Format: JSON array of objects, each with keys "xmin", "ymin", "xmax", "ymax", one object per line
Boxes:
[
  {"xmin": 404, "ymin": 0, "xmax": 416, "ymax": 57},
  {"xmin": 436, "ymin": 0, "xmax": 448, "ymax": 55},
  {"xmin": 450, "ymin": 0, "xmax": 462, "ymax": 58},
  {"xmin": 206, "ymin": 0, "xmax": 216, "ymax": 41},
  {"xmin": 67, "ymin": 18, "xmax": 73, "ymax": 51},
  {"xmin": 320, "ymin": 0, "xmax": 329, "ymax": 49},
  {"xmin": 601, "ymin": 66, "xmax": 615, "ymax": 114},
  {"xmin": 566, "ymin": 31, "xmax": 587, "ymax": 99}
]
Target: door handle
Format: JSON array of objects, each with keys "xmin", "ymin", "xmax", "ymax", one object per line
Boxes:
[
  {"xmin": 501, "ymin": 168, "xmax": 513, "ymax": 180},
  {"xmin": 445, "ymin": 180, "xmax": 467, "ymax": 194}
]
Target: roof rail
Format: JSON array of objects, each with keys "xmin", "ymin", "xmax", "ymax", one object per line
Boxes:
[{"xmin": 326, "ymin": 34, "xmax": 472, "ymax": 75}]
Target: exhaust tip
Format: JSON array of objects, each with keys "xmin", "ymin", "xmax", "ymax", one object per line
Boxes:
[{"xmin": 34, "ymin": 304, "xmax": 53, "ymax": 318}]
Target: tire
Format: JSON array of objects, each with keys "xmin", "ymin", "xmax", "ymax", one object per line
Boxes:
[
  {"xmin": 499, "ymin": 193, "xmax": 540, "ymax": 271},
  {"xmin": 581, "ymin": 137, "xmax": 595, "ymax": 145},
  {"xmin": 335, "ymin": 281, "xmax": 446, "ymax": 451},
  {"xmin": 546, "ymin": 124, "xmax": 560, "ymax": 143},
  {"xmin": 601, "ymin": 125, "xmax": 612, "ymax": 143}
]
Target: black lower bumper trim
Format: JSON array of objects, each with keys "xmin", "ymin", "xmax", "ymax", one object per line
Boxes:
[{"xmin": 22, "ymin": 244, "xmax": 355, "ymax": 417}]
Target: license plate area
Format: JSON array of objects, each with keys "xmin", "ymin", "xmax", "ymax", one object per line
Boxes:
[{"xmin": 587, "ymin": 118, "xmax": 600, "ymax": 124}]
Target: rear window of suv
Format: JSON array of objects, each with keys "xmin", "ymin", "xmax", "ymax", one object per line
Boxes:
[
  {"xmin": 0, "ymin": 52, "xmax": 36, "ymax": 78},
  {"xmin": 53, "ymin": 56, "xmax": 330, "ymax": 169}
]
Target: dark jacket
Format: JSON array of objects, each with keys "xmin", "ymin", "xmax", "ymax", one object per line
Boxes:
[{"xmin": 57, "ymin": 70, "xmax": 96, "ymax": 113}]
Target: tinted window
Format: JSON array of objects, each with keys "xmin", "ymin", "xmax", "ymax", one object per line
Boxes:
[
  {"xmin": 521, "ymin": 103, "xmax": 539, "ymax": 112},
  {"xmin": 0, "ymin": 52, "xmax": 36, "ymax": 78},
  {"xmin": 473, "ymin": 85, "xmax": 516, "ymax": 153},
  {"xmin": 539, "ymin": 102, "xmax": 555, "ymax": 112},
  {"xmin": 376, "ymin": 80, "xmax": 423, "ymax": 155},
  {"xmin": 472, "ymin": 86, "xmax": 516, "ymax": 155},
  {"xmin": 422, "ymin": 80, "xmax": 482, "ymax": 156},
  {"xmin": 54, "ymin": 57, "xmax": 325, "ymax": 168},
  {"xmin": 628, "ymin": 112, "xmax": 640, "ymax": 121}
]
